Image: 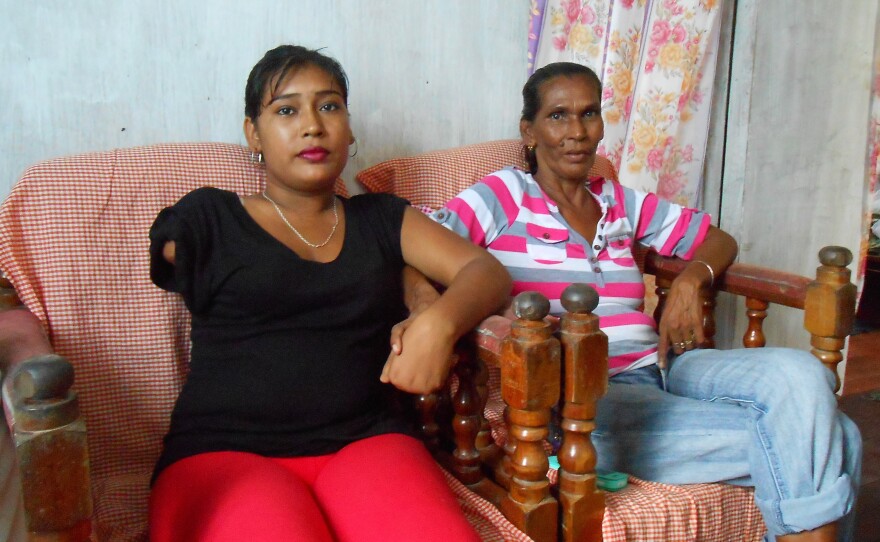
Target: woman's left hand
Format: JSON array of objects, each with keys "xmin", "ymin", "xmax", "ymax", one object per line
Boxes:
[
  {"xmin": 381, "ymin": 309, "xmax": 456, "ymax": 395},
  {"xmin": 656, "ymin": 273, "xmax": 706, "ymax": 368}
]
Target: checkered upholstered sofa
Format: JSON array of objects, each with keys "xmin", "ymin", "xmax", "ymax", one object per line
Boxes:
[{"xmin": 0, "ymin": 141, "xmax": 855, "ymax": 541}]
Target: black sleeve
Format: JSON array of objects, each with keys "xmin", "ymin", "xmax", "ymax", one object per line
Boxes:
[
  {"xmin": 350, "ymin": 193, "xmax": 410, "ymax": 265},
  {"xmin": 148, "ymin": 188, "xmax": 220, "ymax": 313}
]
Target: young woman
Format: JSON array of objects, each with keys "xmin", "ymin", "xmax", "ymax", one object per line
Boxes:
[
  {"xmin": 147, "ymin": 45, "xmax": 510, "ymax": 542},
  {"xmin": 431, "ymin": 62, "xmax": 862, "ymax": 542}
]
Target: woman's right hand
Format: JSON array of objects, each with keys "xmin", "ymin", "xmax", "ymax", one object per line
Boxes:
[{"xmin": 381, "ymin": 309, "xmax": 456, "ymax": 395}]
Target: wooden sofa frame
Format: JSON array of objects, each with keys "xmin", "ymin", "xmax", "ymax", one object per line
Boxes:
[
  {"xmin": 0, "ymin": 241, "xmax": 855, "ymax": 541},
  {"xmin": 420, "ymin": 245, "xmax": 856, "ymax": 542}
]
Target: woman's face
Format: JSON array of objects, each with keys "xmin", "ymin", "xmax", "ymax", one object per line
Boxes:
[
  {"xmin": 521, "ymin": 74, "xmax": 604, "ymax": 187},
  {"xmin": 244, "ymin": 64, "xmax": 353, "ymax": 192}
]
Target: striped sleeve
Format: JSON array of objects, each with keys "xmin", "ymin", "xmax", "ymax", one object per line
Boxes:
[
  {"xmin": 623, "ymin": 187, "xmax": 711, "ymax": 260},
  {"xmin": 431, "ymin": 168, "xmax": 524, "ymax": 247}
]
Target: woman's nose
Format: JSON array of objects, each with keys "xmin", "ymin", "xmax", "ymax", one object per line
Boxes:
[
  {"xmin": 568, "ymin": 118, "xmax": 587, "ymax": 139},
  {"xmin": 301, "ymin": 108, "xmax": 324, "ymax": 137}
]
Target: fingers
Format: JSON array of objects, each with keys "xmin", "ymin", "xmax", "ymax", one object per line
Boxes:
[
  {"xmin": 389, "ymin": 320, "xmax": 409, "ymax": 355},
  {"xmin": 658, "ymin": 319, "xmax": 703, "ymax": 370},
  {"xmin": 380, "ymin": 356, "xmax": 393, "ymax": 383},
  {"xmin": 657, "ymin": 328, "xmax": 669, "ymax": 369},
  {"xmin": 669, "ymin": 330, "xmax": 699, "ymax": 353}
]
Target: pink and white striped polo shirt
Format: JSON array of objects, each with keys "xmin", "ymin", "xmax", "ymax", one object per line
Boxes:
[{"xmin": 432, "ymin": 167, "xmax": 711, "ymax": 375}]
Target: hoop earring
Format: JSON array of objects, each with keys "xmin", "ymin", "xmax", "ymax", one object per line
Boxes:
[
  {"xmin": 526, "ymin": 145, "xmax": 535, "ymax": 153},
  {"xmin": 251, "ymin": 151, "xmax": 263, "ymax": 164},
  {"xmin": 349, "ymin": 138, "xmax": 359, "ymax": 158}
]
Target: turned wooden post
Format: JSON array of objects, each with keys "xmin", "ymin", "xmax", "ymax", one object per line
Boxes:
[
  {"xmin": 804, "ymin": 246, "xmax": 856, "ymax": 393},
  {"xmin": 415, "ymin": 391, "xmax": 441, "ymax": 452},
  {"xmin": 5, "ymin": 355, "xmax": 92, "ymax": 542},
  {"xmin": 499, "ymin": 291, "xmax": 559, "ymax": 542},
  {"xmin": 743, "ymin": 298, "xmax": 768, "ymax": 348},
  {"xmin": 471, "ymin": 356, "xmax": 499, "ymax": 463},
  {"xmin": 700, "ymin": 294, "xmax": 717, "ymax": 348},
  {"xmin": 451, "ymin": 345, "xmax": 484, "ymax": 485},
  {"xmin": 558, "ymin": 284, "xmax": 607, "ymax": 542},
  {"xmin": 0, "ymin": 277, "xmax": 92, "ymax": 542}
]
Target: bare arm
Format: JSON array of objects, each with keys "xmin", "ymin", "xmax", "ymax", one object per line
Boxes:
[
  {"xmin": 380, "ymin": 207, "xmax": 511, "ymax": 393},
  {"xmin": 657, "ymin": 225, "xmax": 738, "ymax": 366},
  {"xmin": 402, "ymin": 265, "xmax": 440, "ymax": 316},
  {"xmin": 162, "ymin": 241, "xmax": 176, "ymax": 264}
]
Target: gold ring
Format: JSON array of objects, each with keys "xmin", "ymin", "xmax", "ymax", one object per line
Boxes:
[
  {"xmin": 684, "ymin": 339, "xmax": 695, "ymax": 346},
  {"xmin": 675, "ymin": 342, "xmax": 686, "ymax": 349}
]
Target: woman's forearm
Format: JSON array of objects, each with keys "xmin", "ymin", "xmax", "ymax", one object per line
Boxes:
[
  {"xmin": 420, "ymin": 256, "xmax": 511, "ymax": 341},
  {"xmin": 682, "ymin": 226, "xmax": 738, "ymax": 288}
]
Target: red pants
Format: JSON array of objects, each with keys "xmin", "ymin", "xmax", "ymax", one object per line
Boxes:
[{"xmin": 149, "ymin": 433, "xmax": 480, "ymax": 542}]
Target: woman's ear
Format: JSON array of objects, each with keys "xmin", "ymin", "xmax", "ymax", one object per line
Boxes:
[
  {"xmin": 520, "ymin": 119, "xmax": 535, "ymax": 148},
  {"xmin": 243, "ymin": 117, "xmax": 260, "ymax": 152}
]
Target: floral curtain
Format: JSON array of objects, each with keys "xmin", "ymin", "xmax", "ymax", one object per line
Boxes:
[{"xmin": 529, "ymin": 0, "xmax": 722, "ymax": 207}]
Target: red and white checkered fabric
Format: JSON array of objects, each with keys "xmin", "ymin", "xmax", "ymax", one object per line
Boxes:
[{"xmin": 356, "ymin": 139, "xmax": 618, "ymax": 210}]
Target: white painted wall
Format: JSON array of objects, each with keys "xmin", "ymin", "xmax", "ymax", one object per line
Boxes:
[{"xmin": 0, "ymin": 0, "xmax": 529, "ymax": 196}]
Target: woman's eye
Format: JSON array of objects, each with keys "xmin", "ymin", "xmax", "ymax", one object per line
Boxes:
[
  {"xmin": 320, "ymin": 102, "xmax": 341, "ymax": 112},
  {"xmin": 278, "ymin": 106, "xmax": 296, "ymax": 116}
]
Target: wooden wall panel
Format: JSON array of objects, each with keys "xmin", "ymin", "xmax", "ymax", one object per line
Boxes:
[{"xmin": 710, "ymin": 0, "xmax": 878, "ymax": 381}]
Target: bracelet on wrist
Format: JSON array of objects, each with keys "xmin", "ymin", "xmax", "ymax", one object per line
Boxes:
[{"xmin": 691, "ymin": 260, "xmax": 715, "ymax": 288}]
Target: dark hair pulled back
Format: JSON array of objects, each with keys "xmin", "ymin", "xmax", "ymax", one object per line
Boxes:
[{"xmin": 245, "ymin": 45, "xmax": 349, "ymax": 122}]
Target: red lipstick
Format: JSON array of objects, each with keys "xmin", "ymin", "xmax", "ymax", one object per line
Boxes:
[{"xmin": 298, "ymin": 147, "xmax": 330, "ymax": 162}]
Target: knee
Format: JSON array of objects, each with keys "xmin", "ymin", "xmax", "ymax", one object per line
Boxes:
[{"xmin": 760, "ymin": 348, "xmax": 835, "ymax": 394}]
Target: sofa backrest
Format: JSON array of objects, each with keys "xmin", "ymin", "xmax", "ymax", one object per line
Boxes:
[{"xmin": 356, "ymin": 139, "xmax": 618, "ymax": 210}]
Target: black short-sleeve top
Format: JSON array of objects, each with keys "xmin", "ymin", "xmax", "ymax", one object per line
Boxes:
[{"xmin": 149, "ymin": 187, "xmax": 412, "ymax": 478}]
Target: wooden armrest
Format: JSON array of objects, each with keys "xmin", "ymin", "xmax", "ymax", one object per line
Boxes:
[
  {"xmin": 644, "ymin": 252, "xmax": 811, "ymax": 308},
  {"xmin": 645, "ymin": 245, "xmax": 855, "ymax": 391}
]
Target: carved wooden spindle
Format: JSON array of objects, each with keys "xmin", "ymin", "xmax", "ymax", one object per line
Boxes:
[
  {"xmin": 743, "ymin": 297, "xmax": 768, "ymax": 348},
  {"xmin": 495, "ymin": 405, "xmax": 514, "ymax": 491},
  {"xmin": 415, "ymin": 391, "xmax": 441, "ymax": 452},
  {"xmin": 558, "ymin": 284, "xmax": 607, "ymax": 542},
  {"xmin": 472, "ymin": 356, "xmax": 500, "ymax": 465},
  {"xmin": 499, "ymin": 291, "xmax": 560, "ymax": 542},
  {"xmin": 700, "ymin": 293, "xmax": 717, "ymax": 348},
  {"xmin": 805, "ymin": 246, "xmax": 856, "ymax": 393},
  {"xmin": 452, "ymin": 346, "xmax": 483, "ymax": 485}
]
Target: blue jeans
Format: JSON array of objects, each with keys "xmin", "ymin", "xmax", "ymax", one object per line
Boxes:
[{"xmin": 592, "ymin": 348, "xmax": 862, "ymax": 541}]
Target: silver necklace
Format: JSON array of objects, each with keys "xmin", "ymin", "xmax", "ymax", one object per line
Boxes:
[{"xmin": 261, "ymin": 191, "xmax": 339, "ymax": 248}]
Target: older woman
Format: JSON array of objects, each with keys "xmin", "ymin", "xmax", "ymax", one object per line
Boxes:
[{"xmin": 431, "ymin": 62, "xmax": 861, "ymax": 542}]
